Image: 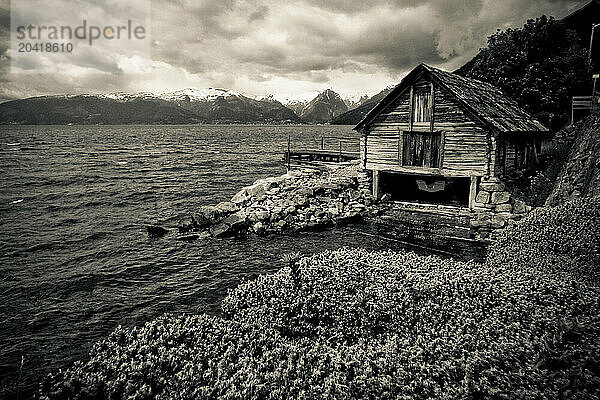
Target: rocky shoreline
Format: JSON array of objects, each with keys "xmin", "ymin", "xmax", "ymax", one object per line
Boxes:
[
  {"xmin": 148, "ymin": 159, "xmax": 547, "ymax": 244},
  {"xmin": 152, "ymin": 162, "xmax": 375, "ymax": 241}
]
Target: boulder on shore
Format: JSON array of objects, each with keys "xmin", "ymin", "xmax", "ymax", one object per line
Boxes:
[{"xmin": 147, "ymin": 225, "xmax": 168, "ymax": 238}]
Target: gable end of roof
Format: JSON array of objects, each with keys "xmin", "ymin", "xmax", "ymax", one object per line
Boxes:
[{"xmin": 354, "ymin": 64, "xmax": 548, "ymax": 134}]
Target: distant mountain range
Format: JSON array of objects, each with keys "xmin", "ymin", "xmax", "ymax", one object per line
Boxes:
[
  {"xmin": 0, "ymin": 89, "xmax": 306, "ymax": 125},
  {"xmin": 0, "ymin": 87, "xmax": 371, "ymax": 125}
]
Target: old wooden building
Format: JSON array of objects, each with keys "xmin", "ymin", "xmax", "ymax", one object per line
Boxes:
[
  {"xmin": 355, "ymin": 63, "xmax": 549, "ymax": 208},
  {"xmin": 354, "ymin": 64, "xmax": 550, "ymax": 240}
]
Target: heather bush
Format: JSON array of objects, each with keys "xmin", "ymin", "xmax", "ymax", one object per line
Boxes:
[
  {"xmin": 487, "ymin": 197, "xmax": 600, "ymax": 283},
  {"xmin": 41, "ymin": 200, "xmax": 600, "ymax": 399}
]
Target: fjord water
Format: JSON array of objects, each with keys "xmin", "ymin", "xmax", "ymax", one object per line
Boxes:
[{"xmin": 0, "ymin": 125, "xmax": 397, "ymax": 398}]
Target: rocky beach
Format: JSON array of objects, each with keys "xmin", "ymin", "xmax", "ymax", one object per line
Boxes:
[{"xmin": 168, "ymin": 162, "xmax": 375, "ymax": 240}]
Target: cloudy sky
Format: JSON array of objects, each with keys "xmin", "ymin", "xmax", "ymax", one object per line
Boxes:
[{"xmin": 0, "ymin": 0, "xmax": 587, "ymax": 103}]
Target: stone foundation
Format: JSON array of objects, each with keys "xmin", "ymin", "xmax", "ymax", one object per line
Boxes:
[{"xmin": 470, "ymin": 177, "xmax": 532, "ymax": 239}]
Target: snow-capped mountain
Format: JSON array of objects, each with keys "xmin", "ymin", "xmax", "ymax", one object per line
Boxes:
[
  {"xmin": 297, "ymin": 89, "xmax": 348, "ymax": 124},
  {"xmin": 343, "ymin": 94, "xmax": 371, "ymax": 110},
  {"xmin": 0, "ymin": 88, "xmax": 302, "ymax": 125},
  {"xmin": 331, "ymin": 85, "xmax": 396, "ymax": 125},
  {"xmin": 158, "ymin": 88, "xmax": 243, "ymax": 102}
]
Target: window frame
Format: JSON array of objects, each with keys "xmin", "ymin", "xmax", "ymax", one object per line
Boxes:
[{"xmin": 401, "ymin": 130, "xmax": 444, "ymax": 169}]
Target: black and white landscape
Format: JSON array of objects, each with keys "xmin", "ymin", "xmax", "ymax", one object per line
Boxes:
[{"xmin": 1, "ymin": 1, "xmax": 600, "ymax": 400}]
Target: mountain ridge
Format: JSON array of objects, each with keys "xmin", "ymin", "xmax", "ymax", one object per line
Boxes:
[{"xmin": 0, "ymin": 89, "xmax": 303, "ymax": 125}]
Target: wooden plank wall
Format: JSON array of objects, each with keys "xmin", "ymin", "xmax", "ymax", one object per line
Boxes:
[
  {"xmin": 364, "ymin": 76, "xmax": 489, "ymax": 177},
  {"xmin": 494, "ymin": 136, "xmax": 539, "ymax": 175}
]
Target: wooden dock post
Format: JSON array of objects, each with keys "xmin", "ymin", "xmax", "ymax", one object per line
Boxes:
[
  {"xmin": 373, "ymin": 170, "xmax": 381, "ymax": 199},
  {"xmin": 287, "ymin": 134, "xmax": 291, "ymax": 171}
]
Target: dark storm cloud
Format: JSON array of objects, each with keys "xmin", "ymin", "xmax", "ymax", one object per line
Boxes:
[
  {"xmin": 248, "ymin": 5, "xmax": 269, "ymax": 21},
  {"xmin": 150, "ymin": 0, "xmax": 583, "ymax": 76}
]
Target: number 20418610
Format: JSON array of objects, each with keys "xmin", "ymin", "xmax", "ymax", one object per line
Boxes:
[{"xmin": 18, "ymin": 42, "xmax": 73, "ymax": 52}]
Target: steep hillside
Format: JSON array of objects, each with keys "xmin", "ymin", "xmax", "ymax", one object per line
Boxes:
[
  {"xmin": 546, "ymin": 115, "xmax": 600, "ymax": 205},
  {"xmin": 299, "ymin": 89, "xmax": 348, "ymax": 124},
  {"xmin": 455, "ymin": 10, "xmax": 593, "ymax": 130},
  {"xmin": 0, "ymin": 89, "xmax": 303, "ymax": 125},
  {"xmin": 330, "ymin": 87, "xmax": 393, "ymax": 125}
]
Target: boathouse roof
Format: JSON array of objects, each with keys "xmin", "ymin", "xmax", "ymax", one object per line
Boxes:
[{"xmin": 354, "ymin": 63, "xmax": 549, "ymax": 134}]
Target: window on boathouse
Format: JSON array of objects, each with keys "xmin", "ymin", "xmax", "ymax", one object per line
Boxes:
[
  {"xmin": 412, "ymin": 89, "xmax": 432, "ymax": 122},
  {"xmin": 402, "ymin": 131, "xmax": 442, "ymax": 168}
]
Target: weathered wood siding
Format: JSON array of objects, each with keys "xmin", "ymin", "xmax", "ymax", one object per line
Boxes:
[
  {"xmin": 495, "ymin": 135, "xmax": 540, "ymax": 176},
  {"xmin": 364, "ymin": 77, "xmax": 490, "ymax": 177}
]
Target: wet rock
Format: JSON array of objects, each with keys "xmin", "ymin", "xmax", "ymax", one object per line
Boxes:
[
  {"xmin": 273, "ymin": 220, "xmax": 287, "ymax": 231},
  {"xmin": 176, "ymin": 233, "xmax": 199, "ymax": 241},
  {"xmin": 28, "ymin": 316, "xmax": 48, "ymax": 330},
  {"xmin": 147, "ymin": 225, "xmax": 168, "ymax": 238},
  {"xmin": 197, "ymin": 231, "xmax": 212, "ymax": 240},
  {"xmin": 192, "ymin": 213, "xmax": 212, "ymax": 228},
  {"xmin": 178, "ymin": 218, "xmax": 195, "ymax": 233},
  {"xmin": 254, "ymin": 210, "xmax": 270, "ymax": 221},
  {"xmin": 215, "ymin": 201, "xmax": 238, "ymax": 214},
  {"xmin": 336, "ymin": 212, "xmax": 363, "ymax": 226},
  {"xmin": 246, "ymin": 183, "xmax": 266, "ymax": 198},
  {"xmin": 231, "ymin": 188, "xmax": 251, "ymax": 204},
  {"xmin": 210, "ymin": 222, "xmax": 231, "ymax": 237},
  {"xmin": 223, "ymin": 212, "xmax": 247, "ymax": 230},
  {"xmin": 300, "ymin": 220, "xmax": 333, "ymax": 232},
  {"xmin": 198, "ymin": 205, "xmax": 220, "ymax": 223},
  {"xmin": 186, "ymin": 164, "xmax": 372, "ymax": 239},
  {"xmin": 252, "ymin": 221, "xmax": 265, "ymax": 234},
  {"xmin": 254, "ymin": 177, "xmax": 279, "ymax": 191}
]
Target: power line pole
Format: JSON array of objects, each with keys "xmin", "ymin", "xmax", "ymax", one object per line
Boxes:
[{"xmin": 590, "ymin": 23, "xmax": 600, "ymax": 65}]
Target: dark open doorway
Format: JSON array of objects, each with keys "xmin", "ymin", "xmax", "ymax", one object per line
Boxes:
[{"xmin": 380, "ymin": 172, "xmax": 471, "ymax": 207}]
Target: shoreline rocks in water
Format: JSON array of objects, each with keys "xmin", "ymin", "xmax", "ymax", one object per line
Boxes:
[
  {"xmin": 178, "ymin": 162, "xmax": 374, "ymax": 239},
  {"xmin": 147, "ymin": 225, "xmax": 169, "ymax": 238}
]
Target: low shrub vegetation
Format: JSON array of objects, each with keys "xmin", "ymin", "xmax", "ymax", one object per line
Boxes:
[
  {"xmin": 488, "ymin": 197, "xmax": 600, "ymax": 283},
  {"xmin": 41, "ymin": 199, "xmax": 600, "ymax": 399}
]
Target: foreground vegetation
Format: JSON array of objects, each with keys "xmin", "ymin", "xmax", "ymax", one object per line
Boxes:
[{"xmin": 41, "ymin": 198, "xmax": 600, "ymax": 399}]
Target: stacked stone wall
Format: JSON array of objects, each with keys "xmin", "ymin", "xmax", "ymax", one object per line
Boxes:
[{"xmin": 470, "ymin": 177, "xmax": 532, "ymax": 239}]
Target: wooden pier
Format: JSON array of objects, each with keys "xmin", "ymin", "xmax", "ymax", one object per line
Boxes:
[{"xmin": 284, "ymin": 135, "xmax": 360, "ymax": 167}]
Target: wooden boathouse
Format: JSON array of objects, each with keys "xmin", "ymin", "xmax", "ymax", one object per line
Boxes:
[{"xmin": 354, "ymin": 64, "xmax": 549, "ymax": 240}]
